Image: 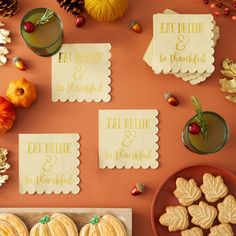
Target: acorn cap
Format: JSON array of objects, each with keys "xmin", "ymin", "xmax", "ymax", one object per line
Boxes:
[
  {"xmin": 12, "ymin": 56, "xmax": 20, "ymax": 64},
  {"xmin": 164, "ymin": 92, "xmax": 172, "ymax": 100},
  {"xmin": 136, "ymin": 182, "xmax": 145, "ymax": 192},
  {"xmin": 129, "ymin": 19, "xmax": 139, "ymax": 28}
]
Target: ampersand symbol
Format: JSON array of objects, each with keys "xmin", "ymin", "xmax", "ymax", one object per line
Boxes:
[
  {"xmin": 73, "ymin": 64, "xmax": 87, "ymax": 80},
  {"xmin": 176, "ymin": 34, "xmax": 190, "ymax": 51},
  {"xmin": 42, "ymin": 155, "xmax": 57, "ymax": 172},
  {"xmin": 121, "ymin": 130, "xmax": 136, "ymax": 147}
]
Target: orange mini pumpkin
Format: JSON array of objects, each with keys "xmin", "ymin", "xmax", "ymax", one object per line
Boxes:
[
  {"xmin": 0, "ymin": 96, "xmax": 16, "ymax": 135},
  {"xmin": 6, "ymin": 78, "xmax": 37, "ymax": 108}
]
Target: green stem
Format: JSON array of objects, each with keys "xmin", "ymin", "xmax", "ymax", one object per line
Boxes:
[
  {"xmin": 90, "ymin": 215, "xmax": 100, "ymax": 225},
  {"xmin": 36, "ymin": 9, "xmax": 55, "ymax": 27},
  {"xmin": 191, "ymin": 96, "xmax": 208, "ymax": 138}
]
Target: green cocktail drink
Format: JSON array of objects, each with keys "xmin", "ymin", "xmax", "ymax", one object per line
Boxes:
[
  {"xmin": 20, "ymin": 8, "xmax": 63, "ymax": 56},
  {"xmin": 182, "ymin": 111, "xmax": 229, "ymax": 154}
]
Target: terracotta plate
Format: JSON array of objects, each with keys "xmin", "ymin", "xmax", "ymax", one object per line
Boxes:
[{"xmin": 151, "ymin": 164, "xmax": 236, "ymax": 236}]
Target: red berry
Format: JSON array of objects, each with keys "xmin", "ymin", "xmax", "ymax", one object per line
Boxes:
[
  {"xmin": 188, "ymin": 122, "xmax": 201, "ymax": 135},
  {"xmin": 75, "ymin": 15, "xmax": 85, "ymax": 27},
  {"xmin": 214, "ymin": 11, "xmax": 221, "ymax": 16},
  {"xmin": 23, "ymin": 21, "xmax": 36, "ymax": 33},
  {"xmin": 203, "ymin": 0, "xmax": 209, "ymax": 4}
]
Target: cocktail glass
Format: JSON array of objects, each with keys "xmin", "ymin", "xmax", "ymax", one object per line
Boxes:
[
  {"xmin": 20, "ymin": 8, "xmax": 63, "ymax": 57},
  {"xmin": 182, "ymin": 111, "xmax": 229, "ymax": 154}
]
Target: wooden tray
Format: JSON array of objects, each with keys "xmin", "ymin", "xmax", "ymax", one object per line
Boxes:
[{"xmin": 0, "ymin": 208, "xmax": 132, "ymax": 235}]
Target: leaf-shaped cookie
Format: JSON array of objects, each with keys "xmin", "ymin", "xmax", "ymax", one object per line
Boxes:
[
  {"xmin": 181, "ymin": 227, "xmax": 203, "ymax": 236},
  {"xmin": 200, "ymin": 173, "xmax": 228, "ymax": 203},
  {"xmin": 159, "ymin": 206, "xmax": 189, "ymax": 232},
  {"xmin": 209, "ymin": 223, "xmax": 234, "ymax": 236},
  {"xmin": 188, "ymin": 201, "xmax": 217, "ymax": 229},
  {"xmin": 174, "ymin": 178, "xmax": 202, "ymax": 206},
  {"xmin": 218, "ymin": 194, "xmax": 236, "ymax": 224}
]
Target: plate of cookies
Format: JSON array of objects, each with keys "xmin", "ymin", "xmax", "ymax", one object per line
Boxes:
[{"xmin": 151, "ymin": 164, "xmax": 236, "ymax": 236}]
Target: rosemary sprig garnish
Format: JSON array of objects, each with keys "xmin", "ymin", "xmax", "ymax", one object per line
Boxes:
[
  {"xmin": 191, "ymin": 96, "xmax": 208, "ymax": 137},
  {"xmin": 36, "ymin": 9, "xmax": 55, "ymax": 27}
]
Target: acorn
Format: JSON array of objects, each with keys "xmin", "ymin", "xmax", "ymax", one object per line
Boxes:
[
  {"xmin": 75, "ymin": 15, "xmax": 85, "ymax": 27},
  {"xmin": 129, "ymin": 19, "xmax": 142, "ymax": 33},
  {"xmin": 131, "ymin": 182, "xmax": 145, "ymax": 196},
  {"xmin": 12, "ymin": 57, "xmax": 27, "ymax": 71},
  {"xmin": 164, "ymin": 92, "xmax": 179, "ymax": 106}
]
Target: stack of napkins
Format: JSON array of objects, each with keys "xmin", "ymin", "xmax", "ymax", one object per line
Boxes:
[{"xmin": 143, "ymin": 9, "xmax": 220, "ymax": 85}]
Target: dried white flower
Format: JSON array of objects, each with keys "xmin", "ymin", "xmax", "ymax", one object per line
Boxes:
[
  {"xmin": 0, "ymin": 29, "xmax": 11, "ymax": 44},
  {"xmin": 0, "ymin": 163, "xmax": 10, "ymax": 173},
  {"xmin": 0, "ymin": 46, "xmax": 9, "ymax": 55},
  {"xmin": 0, "ymin": 175, "xmax": 9, "ymax": 186}
]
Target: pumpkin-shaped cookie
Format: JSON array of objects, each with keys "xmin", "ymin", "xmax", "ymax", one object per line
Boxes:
[
  {"xmin": 79, "ymin": 215, "xmax": 127, "ymax": 236},
  {"xmin": 0, "ymin": 213, "xmax": 29, "ymax": 236},
  {"xmin": 30, "ymin": 213, "xmax": 78, "ymax": 236}
]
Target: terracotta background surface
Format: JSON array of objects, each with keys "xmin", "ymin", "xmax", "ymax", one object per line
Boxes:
[{"xmin": 0, "ymin": 0, "xmax": 236, "ymax": 235}]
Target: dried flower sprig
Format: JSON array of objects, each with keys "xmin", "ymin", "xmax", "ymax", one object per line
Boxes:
[
  {"xmin": 191, "ymin": 96, "xmax": 208, "ymax": 137},
  {"xmin": 219, "ymin": 59, "xmax": 236, "ymax": 103},
  {"xmin": 0, "ymin": 148, "xmax": 10, "ymax": 186}
]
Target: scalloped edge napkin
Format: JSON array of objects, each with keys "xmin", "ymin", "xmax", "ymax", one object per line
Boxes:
[
  {"xmin": 99, "ymin": 110, "xmax": 159, "ymax": 169},
  {"xmin": 52, "ymin": 43, "xmax": 111, "ymax": 102},
  {"xmin": 19, "ymin": 133, "xmax": 80, "ymax": 194},
  {"xmin": 143, "ymin": 9, "xmax": 219, "ymax": 85}
]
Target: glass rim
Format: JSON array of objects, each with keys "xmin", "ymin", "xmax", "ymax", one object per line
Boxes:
[
  {"xmin": 185, "ymin": 111, "xmax": 229, "ymax": 154},
  {"xmin": 20, "ymin": 8, "xmax": 63, "ymax": 49}
]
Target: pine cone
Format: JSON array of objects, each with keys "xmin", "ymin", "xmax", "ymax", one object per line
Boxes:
[
  {"xmin": 0, "ymin": 0, "xmax": 18, "ymax": 18},
  {"xmin": 57, "ymin": 0, "xmax": 84, "ymax": 16}
]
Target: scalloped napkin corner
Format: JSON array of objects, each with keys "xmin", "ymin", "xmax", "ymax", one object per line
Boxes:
[
  {"xmin": 99, "ymin": 110, "xmax": 159, "ymax": 169},
  {"xmin": 19, "ymin": 133, "xmax": 80, "ymax": 194},
  {"xmin": 52, "ymin": 43, "xmax": 111, "ymax": 102}
]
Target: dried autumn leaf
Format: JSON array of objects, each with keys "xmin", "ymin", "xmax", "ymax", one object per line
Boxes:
[
  {"xmin": 219, "ymin": 78, "xmax": 236, "ymax": 93},
  {"xmin": 200, "ymin": 173, "xmax": 228, "ymax": 203},
  {"xmin": 221, "ymin": 70, "xmax": 236, "ymax": 79},
  {"xmin": 159, "ymin": 206, "xmax": 189, "ymax": 232},
  {"xmin": 222, "ymin": 59, "xmax": 232, "ymax": 70},
  {"xmin": 218, "ymin": 195, "xmax": 236, "ymax": 224},
  {"xmin": 174, "ymin": 178, "xmax": 202, "ymax": 206},
  {"xmin": 188, "ymin": 201, "xmax": 217, "ymax": 229},
  {"xmin": 226, "ymin": 95, "xmax": 236, "ymax": 103},
  {"xmin": 221, "ymin": 59, "xmax": 236, "ymax": 79}
]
